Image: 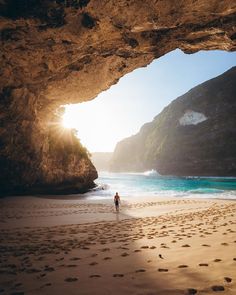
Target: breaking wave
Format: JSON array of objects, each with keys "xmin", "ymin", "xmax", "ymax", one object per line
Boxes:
[
  {"xmin": 84, "ymin": 172, "xmax": 236, "ymax": 200},
  {"xmin": 143, "ymin": 169, "xmax": 160, "ymax": 176}
]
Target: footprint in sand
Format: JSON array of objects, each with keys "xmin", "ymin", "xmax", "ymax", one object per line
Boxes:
[
  {"xmin": 120, "ymin": 247, "xmax": 129, "ymax": 250},
  {"xmin": 211, "ymin": 285, "xmax": 225, "ymax": 291},
  {"xmin": 178, "ymin": 265, "xmax": 188, "ymax": 268},
  {"xmin": 89, "ymin": 262, "xmax": 98, "ymax": 266},
  {"xmin": 103, "ymin": 257, "xmax": 112, "ymax": 260},
  {"xmin": 221, "ymin": 243, "xmax": 228, "ymax": 246},
  {"xmin": 233, "ymin": 258, "xmax": 236, "ymax": 261},
  {"xmin": 158, "ymin": 268, "xmax": 168, "ymax": 272},
  {"xmin": 161, "ymin": 245, "xmax": 169, "ymax": 249},
  {"xmin": 202, "ymin": 244, "xmax": 211, "ymax": 247},
  {"xmin": 136, "ymin": 269, "xmax": 146, "ymax": 273},
  {"xmin": 89, "ymin": 275, "xmax": 101, "ymax": 278},
  {"xmin": 101, "ymin": 248, "xmax": 110, "ymax": 252},
  {"xmin": 121, "ymin": 252, "xmax": 129, "ymax": 257},
  {"xmin": 199, "ymin": 263, "xmax": 208, "ymax": 267},
  {"xmin": 134, "ymin": 250, "xmax": 141, "ymax": 253},
  {"xmin": 182, "ymin": 244, "xmax": 191, "ymax": 248},
  {"xmin": 187, "ymin": 288, "xmax": 197, "ymax": 295},
  {"xmin": 150, "ymin": 246, "xmax": 156, "ymax": 249},
  {"xmin": 224, "ymin": 277, "xmax": 232, "ymax": 283},
  {"xmin": 81, "ymin": 247, "xmax": 90, "ymax": 250},
  {"xmin": 40, "ymin": 273, "xmax": 46, "ymax": 277},
  {"xmin": 113, "ymin": 274, "xmax": 124, "ymax": 277},
  {"xmin": 213, "ymin": 259, "xmax": 222, "ymax": 262},
  {"xmin": 44, "ymin": 266, "xmax": 55, "ymax": 272},
  {"xmin": 40, "ymin": 283, "xmax": 52, "ymax": 288},
  {"xmin": 70, "ymin": 257, "xmax": 80, "ymax": 261},
  {"xmin": 141, "ymin": 246, "xmax": 149, "ymax": 249},
  {"xmin": 65, "ymin": 277, "xmax": 78, "ymax": 282}
]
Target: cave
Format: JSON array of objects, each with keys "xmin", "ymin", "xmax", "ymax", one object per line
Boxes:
[{"xmin": 0, "ymin": 0, "xmax": 235, "ymax": 195}]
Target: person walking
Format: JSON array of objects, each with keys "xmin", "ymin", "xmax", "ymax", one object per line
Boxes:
[{"xmin": 114, "ymin": 192, "xmax": 120, "ymax": 212}]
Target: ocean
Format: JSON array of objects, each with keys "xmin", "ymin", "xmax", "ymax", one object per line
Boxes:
[{"xmin": 85, "ymin": 170, "xmax": 236, "ymax": 200}]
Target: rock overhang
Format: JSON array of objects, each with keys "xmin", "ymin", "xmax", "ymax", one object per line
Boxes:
[
  {"xmin": 1, "ymin": 0, "xmax": 235, "ymax": 107},
  {"xmin": 0, "ymin": 0, "xmax": 236, "ymax": 194}
]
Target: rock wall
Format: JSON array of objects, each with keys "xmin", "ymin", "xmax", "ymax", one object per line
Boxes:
[
  {"xmin": 110, "ymin": 67, "xmax": 236, "ymax": 176},
  {"xmin": 0, "ymin": 0, "xmax": 236, "ymax": 194},
  {"xmin": 0, "ymin": 92, "xmax": 97, "ymax": 195}
]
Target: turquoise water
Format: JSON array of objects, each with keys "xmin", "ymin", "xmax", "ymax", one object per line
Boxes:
[{"xmin": 85, "ymin": 171, "xmax": 236, "ymax": 200}]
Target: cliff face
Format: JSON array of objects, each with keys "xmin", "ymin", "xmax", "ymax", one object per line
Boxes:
[
  {"xmin": 110, "ymin": 67, "xmax": 236, "ymax": 176},
  {"xmin": 0, "ymin": 101, "xmax": 97, "ymax": 195},
  {"xmin": 0, "ymin": 1, "xmax": 236, "ymax": 194}
]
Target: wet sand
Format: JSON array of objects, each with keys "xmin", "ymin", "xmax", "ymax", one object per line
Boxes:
[{"xmin": 0, "ymin": 195, "xmax": 235, "ymax": 294}]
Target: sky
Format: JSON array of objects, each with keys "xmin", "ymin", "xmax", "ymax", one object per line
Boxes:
[{"xmin": 62, "ymin": 49, "xmax": 236, "ymax": 152}]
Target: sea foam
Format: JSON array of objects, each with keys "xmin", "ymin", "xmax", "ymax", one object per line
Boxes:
[{"xmin": 85, "ymin": 172, "xmax": 236, "ymax": 200}]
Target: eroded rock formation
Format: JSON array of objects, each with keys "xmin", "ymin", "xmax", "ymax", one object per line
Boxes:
[
  {"xmin": 0, "ymin": 0, "xmax": 236, "ymax": 194},
  {"xmin": 110, "ymin": 67, "xmax": 236, "ymax": 175}
]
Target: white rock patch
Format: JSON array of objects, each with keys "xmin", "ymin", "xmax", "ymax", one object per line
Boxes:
[{"xmin": 179, "ymin": 110, "xmax": 207, "ymax": 126}]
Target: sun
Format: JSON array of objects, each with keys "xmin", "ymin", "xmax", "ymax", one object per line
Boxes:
[{"xmin": 62, "ymin": 112, "xmax": 77, "ymax": 129}]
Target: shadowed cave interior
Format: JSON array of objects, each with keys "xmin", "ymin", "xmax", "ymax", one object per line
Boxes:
[{"xmin": 0, "ymin": 0, "xmax": 235, "ymax": 195}]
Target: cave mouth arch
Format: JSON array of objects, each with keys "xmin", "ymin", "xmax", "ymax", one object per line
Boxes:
[
  {"xmin": 0, "ymin": 0, "xmax": 235, "ymax": 195},
  {"xmin": 60, "ymin": 49, "xmax": 236, "ymax": 172}
]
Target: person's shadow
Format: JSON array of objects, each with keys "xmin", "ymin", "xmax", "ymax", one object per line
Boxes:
[{"xmin": 115, "ymin": 211, "xmax": 120, "ymax": 222}]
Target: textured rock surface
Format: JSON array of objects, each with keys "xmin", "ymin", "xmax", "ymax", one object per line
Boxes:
[
  {"xmin": 110, "ymin": 67, "xmax": 236, "ymax": 176},
  {"xmin": 0, "ymin": 1, "xmax": 236, "ymax": 194}
]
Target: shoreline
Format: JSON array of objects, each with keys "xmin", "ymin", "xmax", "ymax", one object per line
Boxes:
[{"xmin": 0, "ymin": 195, "xmax": 235, "ymax": 229}]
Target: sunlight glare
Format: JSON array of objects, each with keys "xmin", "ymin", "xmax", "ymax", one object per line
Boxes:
[{"xmin": 62, "ymin": 112, "xmax": 76, "ymax": 129}]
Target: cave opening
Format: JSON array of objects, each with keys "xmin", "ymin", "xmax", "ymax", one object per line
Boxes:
[
  {"xmin": 59, "ymin": 49, "xmax": 236, "ymax": 173},
  {"xmin": 1, "ymin": 0, "xmax": 236, "ymax": 195},
  {"xmin": 1, "ymin": 3, "xmax": 236, "ymax": 295}
]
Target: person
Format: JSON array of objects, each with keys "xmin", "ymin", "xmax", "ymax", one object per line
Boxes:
[{"xmin": 114, "ymin": 192, "xmax": 120, "ymax": 212}]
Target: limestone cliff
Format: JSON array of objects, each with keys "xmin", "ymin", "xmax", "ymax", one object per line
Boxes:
[
  {"xmin": 110, "ymin": 67, "xmax": 236, "ymax": 176},
  {"xmin": 0, "ymin": 104, "xmax": 97, "ymax": 195},
  {"xmin": 0, "ymin": 1, "xmax": 236, "ymax": 194}
]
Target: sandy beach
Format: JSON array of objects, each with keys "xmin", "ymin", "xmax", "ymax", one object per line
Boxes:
[{"xmin": 0, "ymin": 195, "xmax": 235, "ymax": 295}]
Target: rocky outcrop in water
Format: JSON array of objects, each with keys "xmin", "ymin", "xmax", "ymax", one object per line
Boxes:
[
  {"xmin": 0, "ymin": 1, "xmax": 235, "ymax": 194},
  {"xmin": 110, "ymin": 67, "xmax": 236, "ymax": 176}
]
